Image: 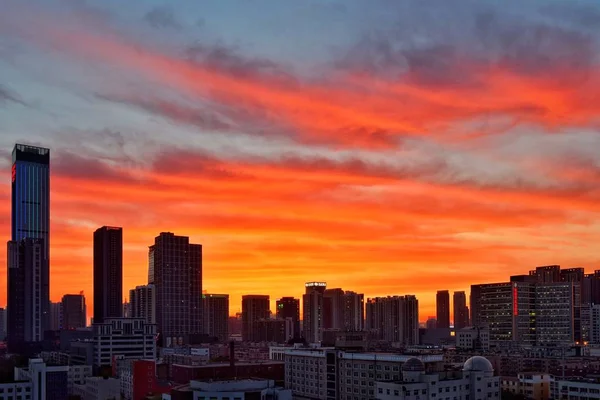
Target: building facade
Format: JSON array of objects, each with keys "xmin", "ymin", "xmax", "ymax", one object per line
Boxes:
[
  {"xmin": 436, "ymin": 290, "xmax": 450, "ymax": 329},
  {"xmin": 93, "ymin": 226, "xmax": 123, "ymax": 323},
  {"xmin": 365, "ymin": 295, "xmax": 419, "ymax": 345},
  {"xmin": 276, "ymin": 297, "xmax": 300, "ymax": 339},
  {"xmin": 14, "ymin": 358, "xmax": 69, "ymax": 400},
  {"xmin": 453, "ymin": 291, "xmax": 469, "ymax": 330},
  {"xmin": 242, "ymin": 295, "xmax": 270, "ymax": 342},
  {"xmin": 150, "ymin": 232, "xmax": 203, "ymax": 347},
  {"xmin": 203, "ymin": 293, "xmax": 229, "ymax": 342},
  {"xmin": 501, "ymin": 373, "xmax": 551, "ymax": 400},
  {"xmin": 0, "ymin": 382, "xmax": 32, "ymax": 400},
  {"xmin": 129, "ymin": 284, "xmax": 156, "ymax": 325},
  {"xmin": 303, "ymin": 282, "xmax": 327, "ymax": 343},
  {"xmin": 456, "ymin": 327, "xmax": 490, "ymax": 351},
  {"xmin": 92, "ymin": 318, "xmax": 156, "ymax": 367},
  {"xmin": 61, "ymin": 293, "xmax": 86, "ymax": 330}
]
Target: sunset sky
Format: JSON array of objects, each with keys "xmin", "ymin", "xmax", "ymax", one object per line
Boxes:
[{"xmin": 1, "ymin": 0, "xmax": 600, "ymax": 320}]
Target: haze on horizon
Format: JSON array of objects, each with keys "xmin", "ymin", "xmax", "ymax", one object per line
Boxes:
[{"xmin": 1, "ymin": 0, "xmax": 600, "ymax": 319}]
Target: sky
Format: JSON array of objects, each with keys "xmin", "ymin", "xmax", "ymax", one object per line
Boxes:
[{"xmin": 1, "ymin": 0, "xmax": 600, "ymax": 321}]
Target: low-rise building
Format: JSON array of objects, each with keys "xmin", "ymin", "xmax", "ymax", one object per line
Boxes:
[
  {"xmin": 456, "ymin": 327, "xmax": 489, "ymax": 351},
  {"xmin": 501, "ymin": 373, "xmax": 551, "ymax": 400},
  {"xmin": 73, "ymin": 376, "xmax": 120, "ymax": 400},
  {"xmin": 551, "ymin": 377, "xmax": 600, "ymax": 400},
  {"xmin": 93, "ymin": 318, "xmax": 156, "ymax": 367},
  {"xmin": 376, "ymin": 356, "xmax": 500, "ymax": 400},
  {"xmin": 0, "ymin": 382, "xmax": 32, "ymax": 400},
  {"xmin": 162, "ymin": 379, "xmax": 291, "ymax": 400}
]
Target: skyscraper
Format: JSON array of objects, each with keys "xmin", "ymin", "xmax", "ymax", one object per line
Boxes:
[
  {"xmin": 242, "ymin": 295, "xmax": 270, "ymax": 342},
  {"xmin": 130, "ymin": 284, "xmax": 156, "ymax": 325},
  {"xmin": 303, "ymin": 282, "xmax": 327, "ymax": 343},
  {"xmin": 343, "ymin": 291, "xmax": 365, "ymax": 331},
  {"xmin": 365, "ymin": 295, "xmax": 419, "ymax": 345},
  {"xmin": 276, "ymin": 297, "xmax": 300, "ymax": 338},
  {"xmin": 150, "ymin": 232, "xmax": 203, "ymax": 346},
  {"xmin": 0, "ymin": 308, "xmax": 5, "ymax": 341},
  {"xmin": 93, "ymin": 226, "xmax": 123, "ymax": 323},
  {"xmin": 323, "ymin": 288, "xmax": 345, "ymax": 330},
  {"xmin": 453, "ymin": 291, "xmax": 469, "ymax": 330},
  {"xmin": 436, "ymin": 290, "xmax": 450, "ymax": 329},
  {"xmin": 61, "ymin": 293, "xmax": 86, "ymax": 329},
  {"xmin": 49, "ymin": 301, "xmax": 62, "ymax": 331},
  {"xmin": 10, "ymin": 144, "xmax": 50, "ymax": 334},
  {"xmin": 203, "ymin": 294, "xmax": 229, "ymax": 342},
  {"xmin": 7, "ymin": 238, "xmax": 45, "ymax": 351}
]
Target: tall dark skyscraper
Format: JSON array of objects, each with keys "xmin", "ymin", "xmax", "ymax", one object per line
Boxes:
[
  {"xmin": 203, "ymin": 294, "xmax": 229, "ymax": 343},
  {"xmin": 93, "ymin": 226, "xmax": 123, "ymax": 323},
  {"xmin": 242, "ymin": 295, "xmax": 270, "ymax": 342},
  {"xmin": 276, "ymin": 297, "xmax": 300, "ymax": 338},
  {"xmin": 303, "ymin": 282, "xmax": 327, "ymax": 343},
  {"xmin": 61, "ymin": 293, "xmax": 86, "ymax": 329},
  {"xmin": 9, "ymin": 144, "xmax": 50, "ymax": 335},
  {"xmin": 150, "ymin": 232, "xmax": 203, "ymax": 347},
  {"xmin": 453, "ymin": 291, "xmax": 469, "ymax": 330},
  {"xmin": 436, "ymin": 290, "xmax": 450, "ymax": 329}
]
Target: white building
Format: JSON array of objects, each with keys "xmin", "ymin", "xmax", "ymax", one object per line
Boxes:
[
  {"xmin": 73, "ymin": 376, "xmax": 120, "ymax": 400},
  {"xmin": 67, "ymin": 365, "xmax": 92, "ymax": 394},
  {"xmin": 284, "ymin": 348, "xmax": 444, "ymax": 399},
  {"xmin": 0, "ymin": 382, "xmax": 32, "ymax": 400},
  {"xmin": 551, "ymin": 377, "xmax": 600, "ymax": 400},
  {"xmin": 93, "ymin": 318, "xmax": 156, "ymax": 367},
  {"xmin": 376, "ymin": 356, "xmax": 500, "ymax": 400},
  {"xmin": 14, "ymin": 359, "xmax": 69, "ymax": 400},
  {"xmin": 162, "ymin": 379, "xmax": 291, "ymax": 400},
  {"xmin": 456, "ymin": 327, "xmax": 489, "ymax": 351},
  {"xmin": 130, "ymin": 284, "xmax": 156, "ymax": 325}
]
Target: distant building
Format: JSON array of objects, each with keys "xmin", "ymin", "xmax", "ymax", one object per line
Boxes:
[
  {"xmin": 61, "ymin": 294, "xmax": 86, "ymax": 330},
  {"xmin": 0, "ymin": 381, "xmax": 32, "ymax": 400},
  {"xmin": 255, "ymin": 318, "xmax": 293, "ymax": 343},
  {"xmin": 456, "ymin": 326, "xmax": 489, "ymax": 351},
  {"xmin": 92, "ymin": 318, "xmax": 156, "ymax": 368},
  {"xmin": 365, "ymin": 295, "xmax": 419, "ymax": 345},
  {"xmin": 122, "ymin": 300, "xmax": 130, "ymax": 318},
  {"xmin": 551, "ymin": 377, "xmax": 600, "ymax": 400},
  {"xmin": 203, "ymin": 293, "xmax": 229, "ymax": 342},
  {"xmin": 163, "ymin": 379, "xmax": 291, "ymax": 400},
  {"xmin": 49, "ymin": 302, "xmax": 62, "ymax": 331},
  {"xmin": 303, "ymin": 282, "xmax": 327, "ymax": 343},
  {"xmin": 590, "ymin": 304, "xmax": 600, "ymax": 344},
  {"xmin": 14, "ymin": 358, "xmax": 69, "ymax": 400},
  {"xmin": 150, "ymin": 232, "xmax": 203, "ymax": 347},
  {"xmin": 73, "ymin": 377, "xmax": 120, "ymax": 400},
  {"xmin": 93, "ymin": 226, "xmax": 123, "ymax": 323},
  {"xmin": 425, "ymin": 317, "xmax": 437, "ymax": 330},
  {"xmin": 502, "ymin": 373, "xmax": 551, "ymax": 400},
  {"xmin": 343, "ymin": 291, "xmax": 365, "ymax": 331},
  {"xmin": 276, "ymin": 297, "xmax": 300, "ymax": 339},
  {"xmin": 119, "ymin": 359, "xmax": 171, "ymax": 400},
  {"xmin": 453, "ymin": 291, "xmax": 469, "ymax": 330},
  {"xmin": 436, "ymin": 290, "xmax": 450, "ymax": 329},
  {"xmin": 242, "ymin": 295, "xmax": 270, "ymax": 342},
  {"xmin": 0, "ymin": 308, "xmax": 5, "ymax": 341},
  {"xmin": 129, "ymin": 284, "xmax": 156, "ymax": 325}
]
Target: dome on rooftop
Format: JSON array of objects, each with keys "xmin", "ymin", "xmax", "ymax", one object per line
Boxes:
[
  {"xmin": 402, "ymin": 358, "xmax": 425, "ymax": 372},
  {"xmin": 463, "ymin": 356, "xmax": 493, "ymax": 373}
]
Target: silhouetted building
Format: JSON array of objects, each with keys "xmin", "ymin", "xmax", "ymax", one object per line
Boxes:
[
  {"xmin": 93, "ymin": 226, "xmax": 123, "ymax": 323},
  {"xmin": 7, "ymin": 238, "xmax": 46, "ymax": 352},
  {"xmin": 436, "ymin": 290, "xmax": 450, "ymax": 329},
  {"xmin": 323, "ymin": 288, "xmax": 345, "ymax": 330},
  {"xmin": 365, "ymin": 295, "xmax": 419, "ymax": 345},
  {"xmin": 0, "ymin": 308, "xmax": 5, "ymax": 341},
  {"xmin": 129, "ymin": 284, "xmax": 155, "ymax": 325},
  {"xmin": 242, "ymin": 295, "xmax": 270, "ymax": 342},
  {"xmin": 276, "ymin": 297, "xmax": 300, "ymax": 339},
  {"xmin": 426, "ymin": 316, "xmax": 437, "ymax": 330},
  {"xmin": 303, "ymin": 282, "xmax": 327, "ymax": 343},
  {"xmin": 49, "ymin": 301, "xmax": 62, "ymax": 331},
  {"xmin": 61, "ymin": 293, "xmax": 86, "ymax": 330},
  {"xmin": 453, "ymin": 291, "xmax": 469, "ymax": 330},
  {"xmin": 255, "ymin": 318, "xmax": 293, "ymax": 343},
  {"xmin": 344, "ymin": 291, "xmax": 365, "ymax": 331},
  {"xmin": 203, "ymin": 293, "xmax": 229, "ymax": 342},
  {"xmin": 11, "ymin": 144, "xmax": 51, "ymax": 333},
  {"xmin": 150, "ymin": 232, "xmax": 203, "ymax": 347}
]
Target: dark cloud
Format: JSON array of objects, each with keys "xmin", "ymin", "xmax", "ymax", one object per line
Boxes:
[
  {"xmin": 52, "ymin": 151, "xmax": 140, "ymax": 183},
  {"xmin": 0, "ymin": 84, "xmax": 27, "ymax": 106},
  {"xmin": 143, "ymin": 5, "xmax": 181, "ymax": 30}
]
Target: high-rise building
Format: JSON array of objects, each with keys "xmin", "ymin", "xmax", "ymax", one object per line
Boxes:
[
  {"xmin": 93, "ymin": 226, "xmax": 123, "ymax": 323},
  {"xmin": 255, "ymin": 318, "xmax": 293, "ymax": 343},
  {"xmin": 276, "ymin": 297, "xmax": 300, "ymax": 339},
  {"xmin": 7, "ymin": 238, "xmax": 45, "ymax": 352},
  {"xmin": 11, "ymin": 144, "xmax": 51, "ymax": 333},
  {"xmin": 590, "ymin": 304, "xmax": 600, "ymax": 344},
  {"xmin": 129, "ymin": 284, "xmax": 156, "ymax": 325},
  {"xmin": 92, "ymin": 318, "xmax": 156, "ymax": 368},
  {"xmin": 323, "ymin": 288, "xmax": 345, "ymax": 330},
  {"xmin": 49, "ymin": 301, "xmax": 62, "ymax": 331},
  {"xmin": 303, "ymin": 282, "xmax": 327, "ymax": 343},
  {"xmin": 242, "ymin": 295, "xmax": 270, "ymax": 342},
  {"xmin": 453, "ymin": 291, "xmax": 469, "ymax": 330},
  {"xmin": 530, "ymin": 265, "xmax": 561, "ymax": 283},
  {"xmin": 0, "ymin": 308, "xmax": 5, "ymax": 341},
  {"xmin": 365, "ymin": 295, "xmax": 419, "ymax": 345},
  {"xmin": 343, "ymin": 291, "xmax": 364, "ymax": 331},
  {"xmin": 470, "ymin": 285, "xmax": 482, "ymax": 327},
  {"xmin": 61, "ymin": 294, "xmax": 86, "ymax": 330},
  {"xmin": 436, "ymin": 290, "xmax": 450, "ymax": 329},
  {"xmin": 203, "ymin": 294, "xmax": 229, "ymax": 342},
  {"xmin": 150, "ymin": 232, "xmax": 203, "ymax": 347}
]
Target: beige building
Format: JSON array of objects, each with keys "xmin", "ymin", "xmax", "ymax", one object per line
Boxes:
[{"xmin": 502, "ymin": 373, "xmax": 551, "ymax": 400}]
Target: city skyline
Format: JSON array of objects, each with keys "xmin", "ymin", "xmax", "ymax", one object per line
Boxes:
[{"xmin": 2, "ymin": 0, "xmax": 600, "ymax": 320}]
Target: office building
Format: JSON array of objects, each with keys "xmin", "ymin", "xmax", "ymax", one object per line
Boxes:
[
  {"xmin": 284, "ymin": 348, "xmax": 443, "ymax": 399},
  {"xmin": 129, "ymin": 284, "xmax": 156, "ymax": 325},
  {"xmin": 92, "ymin": 318, "xmax": 156, "ymax": 367},
  {"xmin": 436, "ymin": 290, "xmax": 450, "ymax": 329},
  {"xmin": 376, "ymin": 356, "xmax": 500, "ymax": 400},
  {"xmin": 11, "ymin": 144, "xmax": 50, "ymax": 332},
  {"xmin": 0, "ymin": 308, "xmax": 5, "ymax": 341},
  {"xmin": 303, "ymin": 282, "xmax": 327, "ymax": 343},
  {"xmin": 456, "ymin": 326, "xmax": 490, "ymax": 351},
  {"xmin": 324, "ymin": 288, "xmax": 345, "ymax": 330},
  {"xmin": 49, "ymin": 302, "xmax": 62, "ymax": 331},
  {"xmin": 344, "ymin": 291, "xmax": 364, "ymax": 331},
  {"xmin": 150, "ymin": 232, "xmax": 203, "ymax": 347},
  {"xmin": 73, "ymin": 377, "xmax": 120, "ymax": 400},
  {"xmin": 365, "ymin": 295, "xmax": 419, "ymax": 345},
  {"xmin": 61, "ymin": 293, "xmax": 86, "ymax": 330},
  {"xmin": 453, "ymin": 291, "xmax": 469, "ymax": 330},
  {"xmin": 590, "ymin": 304, "xmax": 600, "ymax": 344},
  {"xmin": 93, "ymin": 226, "xmax": 123, "ymax": 323},
  {"xmin": 242, "ymin": 295, "xmax": 270, "ymax": 342},
  {"xmin": 7, "ymin": 238, "xmax": 45, "ymax": 352},
  {"xmin": 203, "ymin": 293, "xmax": 229, "ymax": 342},
  {"xmin": 14, "ymin": 358, "xmax": 69, "ymax": 400},
  {"xmin": 276, "ymin": 297, "xmax": 300, "ymax": 339}
]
